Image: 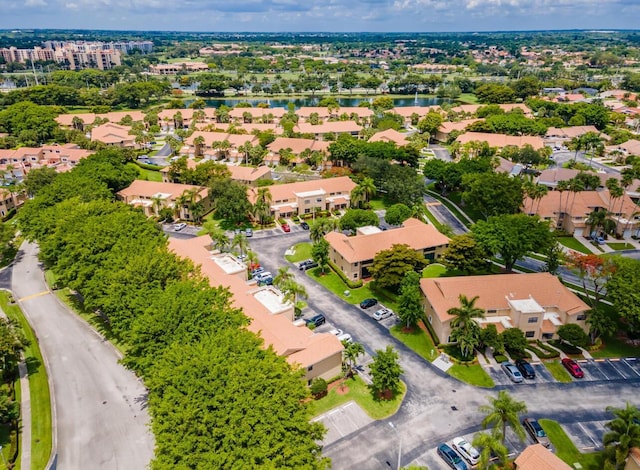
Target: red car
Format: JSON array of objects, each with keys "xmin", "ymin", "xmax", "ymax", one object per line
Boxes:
[
  {"xmin": 281, "ymin": 223, "xmax": 291, "ymax": 232},
  {"xmin": 561, "ymin": 358, "xmax": 584, "ymax": 378}
]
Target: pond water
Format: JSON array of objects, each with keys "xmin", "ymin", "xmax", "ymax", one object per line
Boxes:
[{"xmin": 184, "ymin": 96, "xmax": 451, "ymax": 109}]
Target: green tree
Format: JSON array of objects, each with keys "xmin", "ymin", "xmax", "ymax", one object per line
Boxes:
[
  {"xmin": 210, "ymin": 179, "xmax": 252, "ymax": 224},
  {"xmin": 557, "ymin": 323, "xmax": 589, "ymax": 348},
  {"xmin": 462, "ymin": 172, "xmax": 524, "ymax": 219},
  {"xmin": 472, "ymin": 214, "xmax": 553, "ymax": 272},
  {"xmin": 417, "ymin": 111, "xmax": 443, "ymax": 141},
  {"xmin": 23, "ymin": 167, "xmax": 58, "ymax": 197},
  {"xmin": 369, "ymin": 345, "xmax": 403, "ymax": 400},
  {"xmin": 397, "ymin": 271, "xmax": 424, "ymax": 330},
  {"xmin": 384, "ymin": 204, "xmax": 412, "ymax": 226},
  {"xmin": 603, "ymin": 403, "xmax": 640, "ymax": 470},
  {"xmin": 472, "ymin": 432, "xmax": 509, "ymax": 470},
  {"xmin": 0, "ymin": 388, "xmax": 19, "ymax": 424},
  {"xmin": 447, "ymin": 295, "xmax": 485, "ymax": 358},
  {"xmin": 603, "ymin": 256, "xmax": 640, "ymax": 333},
  {"xmin": 441, "ymin": 234, "xmax": 488, "ymax": 274},
  {"xmin": 343, "ymin": 341, "xmax": 365, "ymax": 378},
  {"xmin": 309, "ymin": 218, "xmax": 334, "ymax": 243},
  {"xmin": 586, "ymin": 307, "xmax": 617, "ymax": 344},
  {"xmin": 0, "ymin": 317, "xmax": 27, "ymax": 376},
  {"xmin": 339, "ymin": 209, "xmax": 379, "ymax": 232},
  {"xmin": 479, "ymin": 390, "xmax": 528, "ymax": 444},
  {"xmin": 500, "ymin": 328, "xmax": 528, "ymax": 359},
  {"xmin": 312, "ymin": 239, "xmax": 330, "ymax": 275},
  {"xmin": 369, "ymin": 244, "xmax": 428, "ymax": 292}
]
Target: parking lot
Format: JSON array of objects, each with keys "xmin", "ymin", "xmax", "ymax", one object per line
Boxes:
[{"xmin": 486, "ymin": 357, "xmax": 640, "ymax": 387}]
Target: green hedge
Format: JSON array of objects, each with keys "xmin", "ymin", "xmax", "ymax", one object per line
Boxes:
[
  {"xmin": 327, "ymin": 260, "xmax": 363, "ymax": 289},
  {"xmin": 494, "ymin": 354, "xmax": 508, "ymax": 363},
  {"xmin": 550, "ymin": 340, "xmax": 582, "ymax": 355}
]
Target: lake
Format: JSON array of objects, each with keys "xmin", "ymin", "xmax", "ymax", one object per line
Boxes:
[{"xmin": 183, "ymin": 96, "xmax": 451, "ymax": 109}]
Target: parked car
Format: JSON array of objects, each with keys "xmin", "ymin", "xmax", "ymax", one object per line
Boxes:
[
  {"xmin": 174, "ymin": 222, "xmax": 187, "ymax": 231},
  {"xmin": 282, "ymin": 223, "xmax": 291, "ymax": 232},
  {"xmin": 437, "ymin": 443, "xmax": 468, "ymax": 470},
  {"xmin": 515, "ymin": 359, "xmax": 536, "ymax": 379},
  {"xmin": 258, "ymin": 276, "xmax": 273, "ymax": 286},
  {"xmin": 523, "ymin": 418, "xmax": 551, "ymax": 448},
  {"xmin": 373, "ymin": 308, "xmax": 393, "ymax": 321},
  {"xmin": 305, "ymin": 314, "xmax": 326, "ymax": 328},
  {"xmin": 251, "ymin": 267, "xmax": 264, "ymax": 277},
  {"xmin": 562, "ymin": 358, "xmax": 584, "ymax": 378},
  {"xmin": 245, "ymin": 228, "xmax": 253, "ymax": 237},
  {"xmin": 501, "ymin": 361, "xmax": 524, "ymax": 383},
  {"xmin": 337, "ymin": 333, "xmax": 353, "ymax": 343},
  {"xmin": 329, "ymin": 328, "xmax": 344, "ymax": 337},
  {"xmin": 452, "ymin": 437, "xmax": 480, "ymax": 466},
  {"xmin": 300, "ymin": 221, "xmax": 309, "ymax": 230},
  {"xmin": 596, "ymin": 236, "xmax": 606, "ymax": 245},
  {"xmin": 254, "ymin": 271, "xmax": 272, "ymax": 282},
  {"xmin": 359, "ymin": 298, "xmax": 378, "ymax": 309},
  {"xmin": 298, "ymin": 259, "xmax": 318, "ymax": 271}
]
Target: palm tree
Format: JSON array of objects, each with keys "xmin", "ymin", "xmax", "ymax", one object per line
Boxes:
[
  {"xmin": 479, "ymin": 390, "xmax": 528, "ymax": 444},
  {"xmin": 603, "ymin": 403, "xmax": 640, "ymax": 469},
  {"xmin": 245, "ymin": 250, "xmax": 259, "ymax": 271},
  {"xmin": 350, "ymin": 185, "xmax": 365, "ymax": 209},
  {"xmin": 343, "ymin": 341, "xmax": 365, "ymax": 378},
  {"xmin": 618, "ymin": 169, "xmax": 635, "ymax": 217},
  {"xmin": 193, "ymin": 135, "xmax": 206, "ymax": 158},
  {"xmin": 556, "ymin": 180, "xmax": 570, "ymax": 229},
  {"xmin": 359, "ymin": 177, "xmax": 376, "ymax": 207},
  {"xmin": 447, "ymin": 295, "xmax": 485, "ymax": 358},
  {"xmin": 231, "ymin": 232, "xmax": 248, "ymax": 258},
  {"xmin": 605, "ymin": 178, "xmax": 622, "ymax": 212},
  {"xmin": 309, "ymin": 218, "xmax": 333, "ymax": 243},
  {"xmin": 472, "ymin": 432, "xmax": 509, "ymax": 470},
  {"xmin": 253, "ymin": 187, "xmax": 272, "ymax": 226},
  {"xmin": 273, "ymin": 266, "xmax": 294, "ymax": 288},
  {"xmin": 210, "ymin": 228, "xmax": 230, "ymax": 252},
  {"xmin": 151, "ymin": 195, "xmax": 164, "ymax": 216},
  {"xmin": 281, "ymin": 279, "xmax": 307, "ymax": 314}
]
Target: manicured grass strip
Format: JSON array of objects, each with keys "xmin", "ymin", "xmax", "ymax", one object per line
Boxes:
[
  {"xmin": 539, "ymin": 419, "xmax": 603, "ymax": 469},
  {"xmin": 127, "ymin": 162, "xmax": 163, "ymax": 182},
  {"xmin": 607, "ymin": 242, "xmax": 634, "ymax": 250},
  {"xmin": 422, "ymin": 263, "xmax": 446, "ymax": 278},
  {"xmin": 0, "ymin": 292, "xmax": 52, "ymax": 470},
  {"xmin": 426, "ymin": 190, "xmax": 475, "ymax": 226},
  {"xmin": 423, "ymin": 208, "xmax": 449, "ymax": 234},
  {"xmin": 590, "ymin": 336, "xmax": 640, "ymax": 359},
  {"xmin": 307, "ymin": 375, "xmax": 406, "ymax": 420},
  {"xmin": 308, "ymin": 268, "xmax": 399, "ymax": 312},
  {"xmin": 390, "ymin": 325, "xmax": 437, "ymax": 362},
  {"xmin": 544, "ymin": 361, "xmax": 573, "ymax": 383},
  {"xmin": 448, "ymin": 363, "xmax": 495, "ymax": 388},
  {"xmin": 557, "ymin": 236, "xmax": 591, "ymax": 254},
  {"xmin": 285, "ymin": 242, "xmax": 313, "ymax": 263}
]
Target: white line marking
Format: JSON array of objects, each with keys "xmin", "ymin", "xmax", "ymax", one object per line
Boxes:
[
  {"xmin": 623, "ymin": 359, "xmax": 640, "ymax": 377},
  {"xmin": 578, "ymin": 423, "xmax": 599, "ymax": 448}
]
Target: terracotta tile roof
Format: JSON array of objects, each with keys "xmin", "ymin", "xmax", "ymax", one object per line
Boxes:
[
  {"xmin": 368, "ymin": 129, "xmax": 410, "ymax": 146},
  {"xmin": 514, "ymin": 444, "xmax": 572, "ymax": 470},
  {"xmin": 117, "ymin": 180, "xmax": 207, "ymax": 201},
  {"xmin": 526, "ymin": 189, "xmax": 638, "ymax": 219},
  {"xmin": 294, "ymin": 121, "xmax": 362, "ymax": 134},
  {"xmin": 326, "ymin": 218, "xmax": 449, "ymax": 264},
  {"xmin": 296, "ymin": 106, "xmax": 374, "ymax": 119},
  {"xmin": 391, "ymin": 106, "xmax": 442, "ymax": 118},
  {"xmin": 167, "ymin": 235, "xmax": 343, "ymax": 368},
  {"xmin": 247, "ymin": 176, "xmax": 356, "ymax": 205},
  {"xmin": 226, "ymin": 165, "xmax": 271, "ymax": 182},
  {"xmin": 267, "ymin": 137, "xmax": 330, "ymax": 155},
  {"xmin": 228, "ymin": 107, "xmax": 286, "ymax": 119},
  {"xmin": 609, "ymin": 139, "xmax": 640, "ymax": 156},
  {"xmin": 185, "ymin": 131, "xmax": 258, "ymax": 148},
  {"xmin": 456, "ymin": 132, "xmax": 545, "ymax": 150},
  {"xmin": 90, "ymin": 122, "xmax": 133, "ymax": 144},
  {"xmin": 545, "ymin": 125, "xmax": 600, "ymax": 139},
  {"xmin": 420, "ymin": 272, "xmax": 589, "ymax": 323},
  {"xmin": 438, "ymin": 119, "xmax": 482, "ymax": 134}
]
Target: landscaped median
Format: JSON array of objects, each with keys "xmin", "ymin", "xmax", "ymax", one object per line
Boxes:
[
  {"xmin": 540, "ymin": 419, "xmax": 603, "ymax": 469},
  {"xmin": 307, "ymin": 376, "xmax": 406, "ymax": 420},
  {"xmin": 0, "ymin": 291, "xmax": 52, "ymax": 470}
]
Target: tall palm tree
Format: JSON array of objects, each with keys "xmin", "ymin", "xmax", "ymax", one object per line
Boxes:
[
  {"xmin": 618, "ymin": 168, "xmax": 635, "ymax": 217},
  {"xmin": 273, "ymin": 266, "xmax": 294, "ymax": 288},
  {"xmin": 603, "ymin": 403, "xmax": 640, "ymax": 469},
  {"xmin": 343, "ymin": 341, "xmax": 365, "ymax": 378},
  {"xmin": 350, "ymin": 185, "xmax": 365, "ymax": 209},
  {"xmin": 281, "ymin": 279, "xmax": 307, "ymax": 313},
  {"xmin": 245, "ymin": 250, "xmax": 259, "ymax": 271},
  {"xmin": 447, "ymin": 295, "xmax": 485, "ymax": 358},
  {"xmin": 605, "ymin": 178, "xmax": 622, "ymax": 212},
  {"xmin": 479, "ymin": 390, "xmax": 528, "ymax": 444},
  {"xmin": 556, "ymin": 180, "xmax": 570, "ymax": 229},
  {"xmin": 151, "ymin": 195, "xmax": 164, "ymax": 216},
  {"xmin": 210, "ymin": 228, "xmax": 230, "ymax": 252},
  {"xmin": 193, "ymin": 135, "xmax": 206, "ymax": 158},
  {"xmin": 253, "ymin": 187, "xmax": 273, "ymax": 226},
  {"xmin": 231, "ymin": 232, "xmax": 248, "ymax": 258},
  {"xmin": 359, "ymin": 177, "xmax": 376, "ymax": 207},
  {"xmin": 472, "ymin": 432, "xmax": 509, "ymax": 470}
]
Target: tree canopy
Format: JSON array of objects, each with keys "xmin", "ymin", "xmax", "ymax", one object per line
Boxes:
[{"xmin": 369, "ymin": 244, "xmax": 428, "ymax": 291}]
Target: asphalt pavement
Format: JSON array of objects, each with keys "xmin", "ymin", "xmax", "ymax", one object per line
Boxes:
[{"xmin": 12, "ymin": 242, "xmax": 154, "ymax": 470}]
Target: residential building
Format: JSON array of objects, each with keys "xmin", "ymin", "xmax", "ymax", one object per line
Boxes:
[
  {"xmin": 368, "ymin": 129, "xmax": 411, "ymax": 146},
  {"xmin": 524, "ymin": 189, "xmax": 640, "ymax": 238},
  {"xmin": 228, "ymin": 107, "xmax": 286, "ymax": 123},
  {"xmin": 293, "ymin": 121, "xmax": 362, "ymax": 140},
  {"xmin": 420, "ymin": 273, "xmax": 590, "ymax": 344},
  {"xmin": 435, "ymin": 119, "xmax": 481, "ymax": 142},
  {"xmin": 296, "ymin": 106, "xmax": 373, "ymax": 121},
  {"xmin": 0, "ymin": 189, "xmax": 24, "ymax": 218},
  {"xmin": 391, "ymin": 106, "xmax": 442, "ymax": 126},
  {"xmin": 607, "ymin": 139, "xmax": 640, "ymax": 158},
  {"xmin": 226, "ymin": 165, "xmax": 272, "ymax": 187},
  {"xmin": 56, "ymin": 111, "xmax": 145, "ymax": 129},
  {"xmin": 247, "ymin": 176, "xmax": 356, "ymax": 219},
  {"xmin": 265, "ymin": 137, "xmax": 330, "ymax": 166},
  {"xmin": 116, "ymin": 180, "xmax": 211, "ymax": 220},
  {"xmin": 0, "ymin": 144, "xmax": 93, "ymax": 174},
  {"xmin": 90, "ymin": 123, "xmax": 136, "ymax": 148},
  {"xmin": 325, "ymin": 218, "xmax": 449, "ymax": 281},
  {"xmin": 626, "ymin": 448, "xmax": 640, "ymax": 470},
  {"xmin": 168, "ymin": 235, "xmax": 343, "ymax": 384},
  {"xmin": 545, "ymin": 125, "xmax": 603, "ymax": 147},
  {"xmin": 535, "ymin": 168, "xmax": 640, "ymax": 198},
  {"xmin": 456, "ymin": 132, "xmax": 545, "ymax": 150},
  {"xmin": 514, "ymin": 444, "xmax": 572, "ymax": 470},
  {"xmin": 184, "ymin": 131, "xmax": 259, "ymax": 161}
]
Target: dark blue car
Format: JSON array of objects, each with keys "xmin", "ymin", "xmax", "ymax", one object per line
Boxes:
[{"xmin": 437, "ymin": 443, "xmax": 467, "ymax": 470}]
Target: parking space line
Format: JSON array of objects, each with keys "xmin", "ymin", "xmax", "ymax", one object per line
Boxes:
[
  {"xmin": 623, "ymin": 359, "xmax": 640, "ymax": 377},
  {"xmin": 578, "ymin": 423, "xmax": 600, "ymax": 449},
  {"xmin": 606, "ymin": 360, "xmax": 626, "ymax": 379},
  {"xmin": 588, "ymin": 362, "xmax": 609, "ymax": 380}
]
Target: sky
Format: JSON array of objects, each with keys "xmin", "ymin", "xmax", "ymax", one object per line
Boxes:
[{"xmin": 1, "ymin": 0, "xmax": 639, "ymax": 32}]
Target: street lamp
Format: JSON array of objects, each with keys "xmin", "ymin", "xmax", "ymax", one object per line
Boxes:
[{"xmin": 389, "ymin": 422, "xmax": 402, "ymax": 470}]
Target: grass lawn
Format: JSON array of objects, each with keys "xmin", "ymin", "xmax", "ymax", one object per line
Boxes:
[
  {"xmin": 368, "ymin": 197, "xmax": 393, "ymax": 211},
  {"xmin": 448, "ymin": 363, "xmax": 495, "ymax": 388},
  {"xmin": 557, "ymin": 236, "xmax": 591, "ymax": 254},
  {"xmin": 390, "ymin": 325, "xmax": 437, "ymax": 361},
  {"xmin": 607, "ymin": 242, "xmax": 634, "ymax": 250},
  {"xmin": 422, "ymin": 263, "xmax": 446, "ymax": 278},
  {"xmin": 545, "ymin": 361, "xmax": 573, "ymax": 383},
  {"xmin": 458, "ymin": 93, "xmax": 479, "ymax": 104},
  {"xmin": 590, "ymin": 336, "xmax": 640, "ymax": 358},
  {"xmin": 540, "ymin": 419, "xmax": 603, "ymax": 469},
  {"xmin": 423, "ymin": 208, "xmax": 449, "ymax": 235},
  {"xmin": 285, "ymin": 242, "xmax": 313, "ymax": 263},
  {"xmin": 308, "ymin": 268, "xmax": 399, "ymax": 312},
  {"xmin": 307, "ymin": 375, "xmax": 406, "ymax": 420},
  {"xmin": 0, "ymin": 292, "xmax": 52, "ymax": 470}
]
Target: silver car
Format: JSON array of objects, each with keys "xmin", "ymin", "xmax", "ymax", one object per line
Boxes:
[
  {"xmin": 373, "ymin": 308, "xmax": 393, "ymax": 321},
  {"xmin": 452, "ymin": 437, "xmax": 480, "ymax": 466},
  {"xmin": 501, "ymin": 361, "xmax": 523, "ymax": 383}
]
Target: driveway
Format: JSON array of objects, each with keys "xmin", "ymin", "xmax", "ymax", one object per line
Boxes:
[
  {"xmin": 248, "ymin": 230, "xmax": 640, "ymax": 469},
  {"xmin": 12, "ymin": 242, "xmax": 154, "ymax": 469}
]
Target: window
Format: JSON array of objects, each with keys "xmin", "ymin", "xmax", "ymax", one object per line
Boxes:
[
  {"xmin": 528, "ymin": 317, "xmax": 538, "ymax": 323},
  {"xmin": 353, "ymin": 273, "xmax": 358, "ymax": 279},
  {"xmin": 304, "ymin": 208, "xmax": 310, "ymax": 214},
  {"xmin": 576, "ymin": 314, "xmax": 586, "ymax": 321},
  {"xmin": 525, "ymin": 331, "xmax": 535, "ymax": 338},
  {"xmin": 487, "ymin": 309, "xmax": 497, "ymax": 313},
  {"xmin": 428, "ymin": 315, "xmax": 432, "ymax": 324},
  {"xmin": 307, "ymin": 365, "xmax": 313, "ymax": 371},
  {"xmin": 316, "ymin": 198, "xmax": 322, "ymax": 202}
]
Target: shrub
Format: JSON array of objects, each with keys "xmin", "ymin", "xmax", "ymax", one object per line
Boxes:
[
  {"xmin": 493, "ymin": 354, "xmax": 508, "ymax": 363},
  {"xmin": 550, "ymin": 339, "xmax": 582, "ymax": 355},
  {"xmin": 557, "ymin": 324, "xmax": 589, "ymax": 348},
  {"xmin": 443, "ymin": 344, "xmax": 475, "ymax": 362},
  {"xmin": 310, "ymin": 377, "xmax": 328, "ymax": 399},
  {"xmin": 327, "ymin": 260, "xmax": 363, "ymax": 289}
]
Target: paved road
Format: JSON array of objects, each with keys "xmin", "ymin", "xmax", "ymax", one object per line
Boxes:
[
  {"xmin": 248, "ymin": 229, "xmax": 640, "ymax": 469},
  {"xmin": 12, "ymin": 242, "xmax": 154, "ymax": 470}
]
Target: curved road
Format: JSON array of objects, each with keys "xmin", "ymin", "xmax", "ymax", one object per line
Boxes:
[{"xmin": 12, "ymin": 242, "xmax": 154, "ymax": 469}]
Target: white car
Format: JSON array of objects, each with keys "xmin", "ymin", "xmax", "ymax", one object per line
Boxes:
[
  {"xmin": 329, "ymin": 328, "xmax": 344, "ymax": 337},
  {"xmin": 452, "ymin": 437, "xmax": 480, "ymax": 466},
  {"xmin": 337, "ymin": 333, "xmax": 352, "ymax": 343},
  {"xmin": 173, "ymin": 222, "xmax": 187, "ymax": 231},
  {"xmin": 373, "ymin": 308, "xmax": 393, "ymax": 321}
]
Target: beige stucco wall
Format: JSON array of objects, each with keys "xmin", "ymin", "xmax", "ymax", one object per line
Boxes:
[{"xmin": 303, "ymin": 352, "xmax": 343, "ymax": 384}]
